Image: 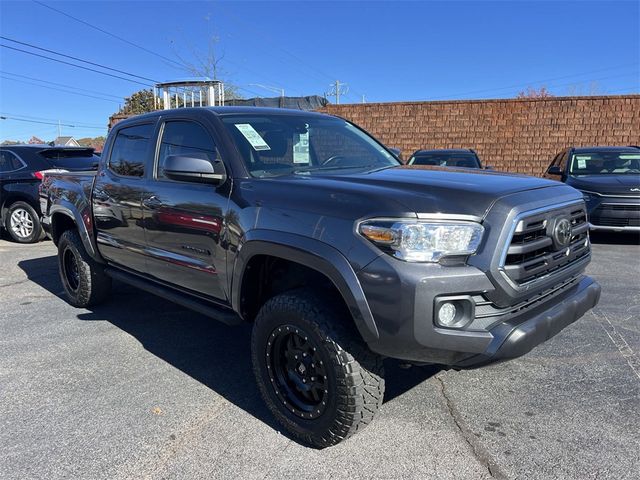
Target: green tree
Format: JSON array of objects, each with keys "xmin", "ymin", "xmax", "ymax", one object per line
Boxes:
[{"xmin": 118, "ymin": 89, "xmax": 161, "ymax": 115}]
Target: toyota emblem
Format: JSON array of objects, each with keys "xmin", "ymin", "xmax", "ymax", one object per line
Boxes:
[{"xmin": 554, "ymin": 218, "xmax": 572, "ymax": 248}]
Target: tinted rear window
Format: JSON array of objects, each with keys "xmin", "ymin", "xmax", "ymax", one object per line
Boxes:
[
  {"xmin": 109, "ymin": 124, "xmax": 153, "ymax": 177},
  {"xmin": 38, "ymin": 149, "xmax": 99, "ymax": 170}
]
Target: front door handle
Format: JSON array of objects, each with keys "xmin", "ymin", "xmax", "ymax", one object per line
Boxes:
[{"xmin": 142, "ymin": 195, "xmax": 162, "ymax": 208}]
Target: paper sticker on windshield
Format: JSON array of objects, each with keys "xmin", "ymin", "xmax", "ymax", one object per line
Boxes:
[
  {"xmin": 577, "ymin": 159, "xmax": 586, "ymax": 169},
  {"xmin": 235, "ymin": 124, "xmax": 271, "ymax": 151},
  {"xmin": 293, "ymin": 131, "xmax": 309, "ymax": 164},
  {"xmin": 620, "ymin": 154, "xmax": 640, "ymax": 159}
]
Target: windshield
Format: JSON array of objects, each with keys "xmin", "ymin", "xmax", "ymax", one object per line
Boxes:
[
  {"xmin": 569, "ymin": 151, "xmax": 640, "ymax": 175},
  {"xmin": 221, "ymin": 114, "xmax": 399, "ymax": 177},
  {"xmin": 409, "ymin": 152, "xmax": 480, "ymax": 168}
]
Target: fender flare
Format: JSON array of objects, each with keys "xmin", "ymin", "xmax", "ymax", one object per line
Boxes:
[
  {"xmin": 49, "ymin": 202, "xmax": 102, "ymax": 262},
  {"xmin": 231, "ymin": 230, "xmax": 379, "ymax": 343}
]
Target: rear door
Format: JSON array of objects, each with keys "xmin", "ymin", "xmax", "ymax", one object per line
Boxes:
[
  {"xmin": 93, "ymin": 121, "xmax": 155, "ymax": 273},
  {"xmin": 0, "ymin": 149, "xmax": 40, "ymax": 215},
  {"xmin": 142, "ymin": 115, "xmax": 229, "ymax": 301}
]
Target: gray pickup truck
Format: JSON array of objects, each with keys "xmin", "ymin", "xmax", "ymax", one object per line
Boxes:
[{"xmin": 40, "ymin": 107, "xmax": 601, "ymax": 448}]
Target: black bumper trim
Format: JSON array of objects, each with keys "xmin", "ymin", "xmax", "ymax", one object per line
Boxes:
[{"xmin": 455, "ymin": 276, "xmax": 601, "ymax": 368}]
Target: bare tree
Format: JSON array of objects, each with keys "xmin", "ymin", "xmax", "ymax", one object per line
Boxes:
[
  {"xmin": 565, "ymin": 81, "xmax": 604, "ymax": 96},
  {"xmin": 516, "ymin": 86, "xmax": 555, "ymax": 98},
  {"xmin": 170, "ymin": 15, "xmax": 243, "ymax": 100}
]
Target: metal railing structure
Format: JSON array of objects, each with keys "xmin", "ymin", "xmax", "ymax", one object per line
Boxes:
[{"xmin": 155, "ymin": 79, "xmax": 225, "ymax": 110}]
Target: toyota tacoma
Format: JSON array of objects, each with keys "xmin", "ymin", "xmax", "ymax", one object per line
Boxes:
[{"xmin": 40, "ymin": 107, "xmax": 601, "ymax": 448}]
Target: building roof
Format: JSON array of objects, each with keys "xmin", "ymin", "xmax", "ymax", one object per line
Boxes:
[{"xmin": 53, "ymin": 136, "xmax": 78, "ymax": 145}]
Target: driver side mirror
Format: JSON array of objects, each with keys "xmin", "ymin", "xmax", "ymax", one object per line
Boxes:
[
  {"xmin": 163, "ymin": 154, "xmax": 226, "ymax": 185},
  {"xmin": 388, "ymin": 147, "xmax": 402, "ymax": 161},
  {"xmin": 547, "ymin": 165, "xmax": 563, "ymax": 176}
]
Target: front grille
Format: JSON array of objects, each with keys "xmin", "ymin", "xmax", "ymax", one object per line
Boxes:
[
  {"xmin": 591, "ymin": 204, "xmax": 640, "ymax": 227},
  {"xmin": 599, "ymin": 204, "xmax": 640, "ymax": 211},
  {"xmin": 502, "ymin": 204, "xmax": 590, "ymax": 285}
]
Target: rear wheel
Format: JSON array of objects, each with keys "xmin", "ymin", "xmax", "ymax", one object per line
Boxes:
[
  {"xmin": 5, "ymin": 201, "xmax": 42, "ymax": 244},
  {"xmin": 58, "ymin": 229, "xmax": 112, "ymax": 307},
  {"xmin": 251, "ymin": 290, "xmax": 385, "ymax": 448}
]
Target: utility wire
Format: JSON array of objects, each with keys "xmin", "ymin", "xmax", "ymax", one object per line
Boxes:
[
  {"xmin": 428, "ymin": 63, "xmax": 640, "ymax": 100},
  {"xmin": 30, "ymin": 1, "xmax": 287, "ymax": 90},
  {"xmin": 0, "ymin": 75, "xmax": 121, "ymax": 103},
  {"xmin": 0, "ymin": 36, "xmax": 159, "ymax": 83},
  {"xmin": 212, "ymin": 1, "xmax": 362, "ymax": 96},
  {"xmin": 31, "ymin": 0, "xmax": 186, "ymax": 70},
  {"xmin": 0, "ymin": 44, "xmax": 153, "ymax": 86},
  {"xmin": 0, "ymin": 115, "xmax": 106, "ymax": 130},
  {"xmin": 0, "ymin": 112, "xmax": 104, "ymax": 128},
  {"xmin": 200, "ymin": 3, "xmax": 364, "ymax": 101},
  {"xmin": 1, "ymin": 71, "xmax": 123, "ymax": 99}
]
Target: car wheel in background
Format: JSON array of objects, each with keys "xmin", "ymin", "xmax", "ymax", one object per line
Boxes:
[{"xmin": 5, "ymin": 201, "xmax": 43, "ymax": 244}]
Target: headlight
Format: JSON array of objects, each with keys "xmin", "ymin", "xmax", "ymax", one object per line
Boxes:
[
  {"xmin": 578, "ymin": 190, "xmax": 600, "ymax": 202},
  {"xmin": 359, "ymin": 219, "xmax": 484, "ymax": 262}
]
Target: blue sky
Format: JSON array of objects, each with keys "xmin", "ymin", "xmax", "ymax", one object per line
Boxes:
[{"xmin": 0, "ymin": 0, "xmax": 638, "ymax": 142}]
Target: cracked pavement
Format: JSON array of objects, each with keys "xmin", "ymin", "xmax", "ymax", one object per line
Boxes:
[{"xmin": 1, "ymin": 232, "xmax": 638, "ymax": 479}]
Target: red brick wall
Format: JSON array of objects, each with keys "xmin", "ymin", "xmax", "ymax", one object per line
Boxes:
[{"xmin": 320, "ymin": 95, "xmax": 640, "ymax": 176}]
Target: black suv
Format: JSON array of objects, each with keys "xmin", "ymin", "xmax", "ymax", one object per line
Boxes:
[
  {"xmin": 0, "ymin": 145, "xmax": 99, "ymax": 243},
  {"xmin": 544, "ymin": 146, "xmax": 640, "ymax": 232},
  {"xmin": 407, "ymin": 148, "xmax": 487, "ymax": 169}
]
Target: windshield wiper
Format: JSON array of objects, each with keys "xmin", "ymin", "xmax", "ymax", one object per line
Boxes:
[{"xmin": 293, "ymin": 163, "xmax": 387, "ymax": 174}]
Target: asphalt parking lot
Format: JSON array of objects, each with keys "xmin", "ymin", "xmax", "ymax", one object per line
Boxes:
[{"xmin": 1, "ymin": 233, "xmax": 639, "ymax": 480}]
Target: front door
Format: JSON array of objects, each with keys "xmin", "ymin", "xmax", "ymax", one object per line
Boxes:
[{"xmin": 142, "ymin": 118, "xmax": 229, "ymax": 302}]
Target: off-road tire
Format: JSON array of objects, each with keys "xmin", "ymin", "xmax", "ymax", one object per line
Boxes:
[
  {"xmin": 58, "ymin": 229, "xmax": 111, "ymax": 307},
  {"xmin": 251, "ymin": 290, "xmax": 385, "ymax": 448},
  {"xmin": 5, "ymin": 201, "xmax": 43, "ymax": 243}
]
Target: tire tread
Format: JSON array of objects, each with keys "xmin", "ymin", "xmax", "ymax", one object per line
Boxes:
[{"xmin": 251, "ymin": 289, "xmax": 385, "ymax": 448}]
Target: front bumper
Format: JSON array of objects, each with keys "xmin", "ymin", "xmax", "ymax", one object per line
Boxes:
[
  {"xmin": 455, "ymin": 276, "xmax": 601, "ymax": 367},
  {"xmin": 589, "ymin": 223, "xmax": 640, "ymax": 233},
  {"xmin": 358, "ymin": 255, "xmax": 600, "ymax": 368},
  {"xmin": 586, "ymin": 195, "xmax": 640, "ymax": 231}
]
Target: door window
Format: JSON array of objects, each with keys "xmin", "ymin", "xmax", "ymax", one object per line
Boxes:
[
  {"xmin": 157, "ymin": 121, "xmax": 217, "ymax": 180},
  {"xmin": 109, "ymin": 124, "xmax": 153, "ymax": 177}
]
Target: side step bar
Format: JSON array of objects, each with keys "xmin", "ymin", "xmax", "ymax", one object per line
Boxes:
[{"xmin": 105, "ymin": 267, "xmax": 243, "ymax": 326}]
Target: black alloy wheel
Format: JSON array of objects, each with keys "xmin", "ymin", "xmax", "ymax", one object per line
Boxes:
[{"xmin": 267, "ymin": 325, "xmax": 328, "ymax": 420}]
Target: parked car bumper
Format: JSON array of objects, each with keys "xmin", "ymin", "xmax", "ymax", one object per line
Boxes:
[
  {"xmin": 357, "ymin": 256, "xmax": 600, "ymax": 367},
  {"xmin": 586, "ymin": 195, "xmax": 640, "ymax": 231}
]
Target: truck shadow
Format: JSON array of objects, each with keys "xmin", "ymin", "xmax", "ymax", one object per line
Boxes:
[{"xmin": 18, "ymin": 254, "xmax": 439, "ymax": 442}]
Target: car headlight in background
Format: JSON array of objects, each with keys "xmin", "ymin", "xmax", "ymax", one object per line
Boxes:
[
  {"xmin": 358, "ymin": 219, "xmax": 484, "ymax": 262},
  {"xmin": 578, "ymin": 190, "xmax": 600, "ymax": 202}
]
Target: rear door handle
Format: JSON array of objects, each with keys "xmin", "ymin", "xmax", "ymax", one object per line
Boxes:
[{"xmin": 142, "ymin": 195, "xmax": 162, "ymax": 208}]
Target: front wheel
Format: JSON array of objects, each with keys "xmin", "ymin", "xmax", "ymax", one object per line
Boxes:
[
  {"xmin": 58, "ymin": 229, "xmax": 112, "ymax": 307},
  {"xmin": 251, "ymin": 290, "xmax": 385, "ymax": 448}
]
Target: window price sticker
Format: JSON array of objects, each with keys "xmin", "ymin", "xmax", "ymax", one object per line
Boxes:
[
  {"xmin": 235, "ymin": 124, "xmax": 271, "ymax": 151},
  {"xmin": 293, "ymin": 131, "xmax": 310, "ymax": 164}
]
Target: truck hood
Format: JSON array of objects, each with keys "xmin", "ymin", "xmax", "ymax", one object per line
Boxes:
[
  {"xmin": 247, "ymin": 166, "xmax": 573, "ymax": 220},
  {"xmin": 567, "ymin": 174, "xmax": 640, "ymax": 197}
]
